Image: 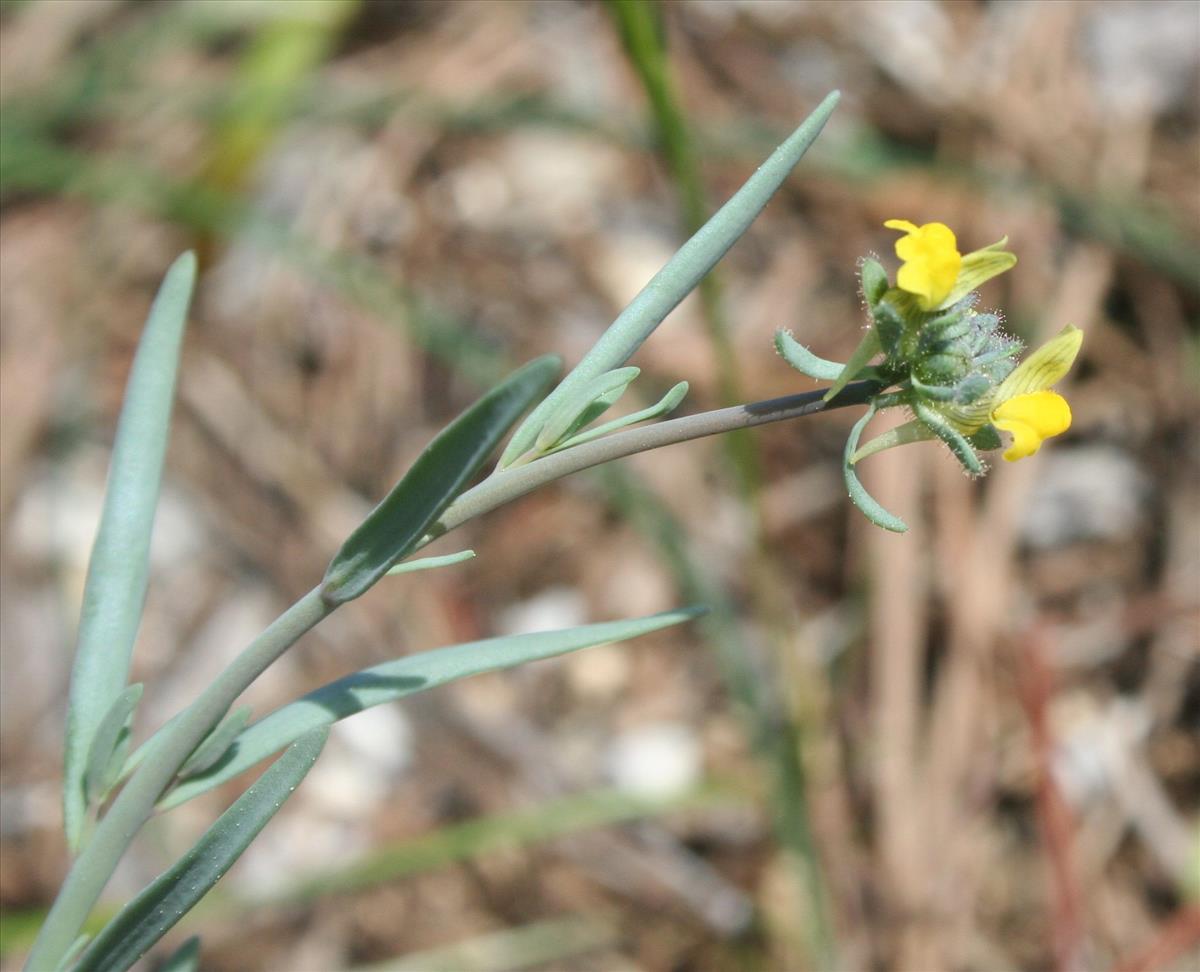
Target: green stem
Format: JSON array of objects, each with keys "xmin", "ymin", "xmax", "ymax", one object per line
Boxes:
[
  {"xmin": 31, "ymin": 381, "xmax": 876, "ymax": 969},
  {"xmin": 427, "ymin": 381, "xmax": 877, "ymax": 541},
  {"xmin": 26, "ymin": 589, "xmax": 332, "ymax": 972}
]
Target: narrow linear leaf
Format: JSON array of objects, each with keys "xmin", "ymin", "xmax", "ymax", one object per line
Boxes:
[
  {"xmin": 775, "ymin": 330, "xmax": 845, "ymax": 381},
  {"xmin": 178, "ymin": 706, "xmax": 252, "ymax": 779},
  {"xmin": 500, "ymin": 91, "xmax": 841, "ymax": 467},
  {"xmin": 549, "ymin": 380, "xmax": 688, "ymax": 453},
  {"xmin": 373, "ymin": 916, "xmax": 617, "ymax": 972},
  {"xmin": 156, "ymin": 937, "xmax": 200, "ymax": 972},
  {"xmin": 321, "ymin": 355, "xmax": 560, "ymax": 605},
  {"xmin": 83, "ymin": 684, "xmax": 143, "ymax": 808},
  {"xmin": 282, "ymin": 782, "xmax": 738, "ymax": 902},
  {"xmin": 849, "ymin": 418, "xmax": 935, "ymax": 466},
  {"xmin": 843, "ymin": 405, "xmax": 908, "ymax": 533},
  {"xmin": 823, "ymin": 327, "xmax": 881, "ymax": 402},
  {"xmin": 160, "ymin": 606, "xmax": 705, "ymax": 810},
  {"xmin": 115, "ymin": 713, "xmax": 177, "ymax": 786},
  {"xmin": 533, "ymin": 367, "xmax": 640, "ymax": 453},
  {"xmin": 385, "ymin": 550, "xmax": 476, "ymax": 576},
  {"xmin": 538, "ymin": 379, "xmax": 635, "ymax": 453},
  {"xmin": 52, "ymin": 934, "xmax": 90, "ymax": 972},
  {"xmin": 64, "ymin": 252, "xmax": 197, "ymax": 851},
  {"xmin": 73, "ymin": 728, "xmax": 328, "ymax": 972}
]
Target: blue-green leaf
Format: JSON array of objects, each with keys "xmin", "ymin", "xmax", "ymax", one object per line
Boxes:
[
  {"xmin": 178, "ymin": 705, "xmax": 252, "ymax": 779},
  {"xmin": 548, "ymin": 380, "xmax": 689, "ymax": 453},
  {"xmin": 499, "ymin": 92, "xmax": 840, "ymax": 467},
  {"xmin": 775, "ymin": 330, "xmax": 845, "ymax": 381},
  {"xmin": 849, "ymin": 418, "xmax": 934, "ymax": 466},
  {"xmin": 83, "ymin": 684, "xmax": 143, "ymax": 808},
  {"xmin": 52, "ymin": 933, "xmax": 91, "ymax": 972},
  {"xmin": 843, "ymin": 404, "xmax": 908, "ymax": 533},
  {"xmin": 73, "ymin": 728, "xmax": 328, "ymax": 972},
  {"xmin": 823, "ymin": 327, "xmax": 881, "ymax": 403},
  {"xmin": 160, "ymin": 606, "xmax": 704, "ymax": 810},
  {"xmin": 386, "ymin": 550, "xmax": 476, "ymax": 576},
  {"xmin": 533, "ymin": 367, "xmax": 640, "ymax": 454},
  {"xmin": 156, "ymin": 937, "xmax": 200, "ymax": 972},
  {"xmin": 64, "ymin": 251, "xmax": 197, "ymax": 852},
  {"xmin": 320, "ymin": 355, "xmax": 560, "ymax": 605}
]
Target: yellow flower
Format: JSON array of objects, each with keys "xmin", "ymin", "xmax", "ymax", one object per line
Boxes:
[
  {"xmin": 985, "ymin": 325, "xmax": 1083, "ymax": 460},
  {"xmin": 884, "ymin": 219, "xmax": 961, "ymax": 310},
  {"xmin": 884, "ymin": 219, "xmax": 1018, "ymax": 311}
]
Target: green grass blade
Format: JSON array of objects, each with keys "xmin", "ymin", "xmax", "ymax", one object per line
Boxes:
[
  {"xmin": 498, "ymin": 91, "xmax": 840, "ymax": 467},
  {"xmin": 72, "ymin": 728, "xmax": 328, "ymax": 972},
  {"xmin": 160, "ymin": 606, "xmax": 704, "ymax": 810},
  {"xmin": 354, "ymin": 916, "xmax": 618, "ymax": 972},
  {"xmin": 278, "ymin": 783, "xmax": 737, "ymax": 902},
  {"xmin": 62, "ymin": 252, "xmax": 197, "ymax": 852},
  {"xmin": 606, "ymin": 0, "xmax": 762, "ymax": 500},
  {"xmin": 202, "ymin": 0, "xmax": 358, "ymax": 195},
  {"xmin": 320, "ymin": 355, "xmax": 560, "ymax": 605},
  {"xmin": 596, "ymin": 464, "xmax": 837, "ymax": 962}
]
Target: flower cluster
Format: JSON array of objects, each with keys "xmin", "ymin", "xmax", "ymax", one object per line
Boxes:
[{"xmin": 777, "ymin": 220, "xmax": 1083, "ymax": 532}]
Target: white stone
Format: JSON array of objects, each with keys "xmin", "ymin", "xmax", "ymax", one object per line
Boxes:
[
  {"xmin": 495, "ymin": 586, "xmax": 588, "ymax": 636},
  {"xmin": 606, "ymin": 722, "xmax": 703, "ymax": 799}
]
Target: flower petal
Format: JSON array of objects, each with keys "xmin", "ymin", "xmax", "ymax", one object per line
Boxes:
[
  {"xmin": 883, "ymin": 219, "xmax": 920, "ymax": 234},
  {"xmin": 995, "ymin": 324, "xmax": 1083, "ymax": 400},
  {"xmin": 992, "ymin": 390, "xmax": 1072, "ymax": 460}
]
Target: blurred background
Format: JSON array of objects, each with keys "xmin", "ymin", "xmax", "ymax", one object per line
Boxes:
[{"xmin": 1, "ymin": 1, "xmax": 1197, "ymax": 970}]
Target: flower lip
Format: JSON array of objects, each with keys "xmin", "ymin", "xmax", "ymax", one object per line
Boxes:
[
  {"xmin": 884, "ymin": 219, "xmax": 962, "ymax": 310},
  {"xmin": 992, "ymin": 390, "xmax": 1072, "ymax": 461}
]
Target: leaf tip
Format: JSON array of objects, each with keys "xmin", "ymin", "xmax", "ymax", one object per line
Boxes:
[
  {"xmin": 171, "ymin": 250, "xmax": 199, "ymax": 280},
  {"xmin": 532, "ymin": 353, "xmax": 563, "ymax": 376}
]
